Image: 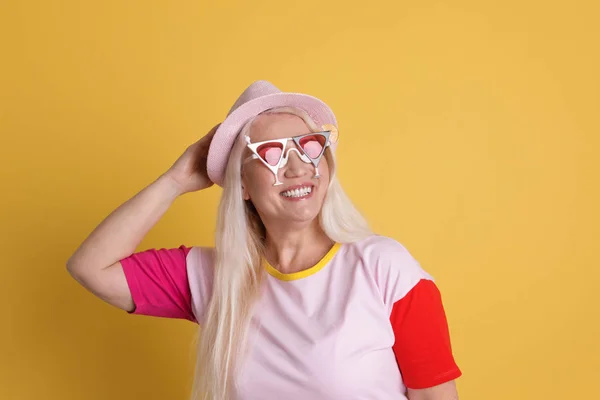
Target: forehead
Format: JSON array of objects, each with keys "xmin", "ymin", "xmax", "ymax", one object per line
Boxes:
[{"xmin": 249, "ymin": 113, "xmax": 311, "ymax": 142}]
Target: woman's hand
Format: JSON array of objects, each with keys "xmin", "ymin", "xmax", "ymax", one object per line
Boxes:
[
  {"xmin": 164, "ymin": 123, "xmax": 220, "ymax": 196},
  {"xmin": 66, "ymin": 123, "xmax": 221, "ymax": 312}
]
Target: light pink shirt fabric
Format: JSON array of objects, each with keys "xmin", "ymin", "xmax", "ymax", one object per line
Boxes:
[{"xmin": 122, "ymin": 235, "xmax": 443, "ymax": 399}]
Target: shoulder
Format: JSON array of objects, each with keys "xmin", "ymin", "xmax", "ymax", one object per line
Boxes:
[
  {"xmin": 185, "ymin": 246, "xmax": 216, "ymax": 323},
  {"xmin": 345, "ymin": 234, "xmax": 430, "ymax": 277},
  {"xmin": 347, "ymin": 234, "xmax": 416, "ymax": 260},
  {"xmin": 185, "ymin": 246, "xmax": 216, "ymax": 280},
  {"xmin": 344, "ymin": 234, "xmax": 433, "ymax": 306},
  {"xmin": 186, "ymin": 245, "xmax": 216, "ymax": 264}
]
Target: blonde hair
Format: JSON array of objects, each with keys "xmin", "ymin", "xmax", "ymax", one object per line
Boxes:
[{"xmin": 191, "ymin": 107, "xmax": 371, "ymax": 400}]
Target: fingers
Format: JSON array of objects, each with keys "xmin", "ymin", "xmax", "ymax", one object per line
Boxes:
[
  {"xmin": 182, "ymin": 123, "xmax": 221, "ymax": 159},
  {"xmin": 203, "ymin": 123, "xmax": 220, "ymax": 141},
  {"xmin": 192, "ymin": 123, "xmax": 220, "ymax": 150}
]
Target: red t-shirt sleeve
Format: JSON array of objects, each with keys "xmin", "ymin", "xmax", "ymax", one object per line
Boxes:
[
  {"xmin": 120, "ymin": 245, "xmax": 196, "ymax": 322},
  {"xmin": 390, "ymin": 279, "xmax": 462, "ymax": 389}
]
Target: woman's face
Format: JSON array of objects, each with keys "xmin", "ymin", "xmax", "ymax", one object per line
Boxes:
[{"xmin": 241, "ymin": 113, "xmax": 330, "ymax": 226}]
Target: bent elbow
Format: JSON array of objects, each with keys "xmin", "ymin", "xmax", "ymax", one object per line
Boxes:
[{"xmin": 66, "ymin": 257, "xmax": 84, "ymax": 281}]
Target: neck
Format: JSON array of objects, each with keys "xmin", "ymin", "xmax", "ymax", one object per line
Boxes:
[{"xmin": 263, "ymin": 218, "xmax": 334, "ymax": 274}]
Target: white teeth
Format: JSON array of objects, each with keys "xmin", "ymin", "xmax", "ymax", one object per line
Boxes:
[{"xmin": 281, "ymin": 186, "xmax": 312, "ymax": 198}]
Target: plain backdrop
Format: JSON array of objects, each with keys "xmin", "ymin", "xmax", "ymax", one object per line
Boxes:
[{"xmin": 1, "ymin": 1, "xmax": 598, "ymax": 399}]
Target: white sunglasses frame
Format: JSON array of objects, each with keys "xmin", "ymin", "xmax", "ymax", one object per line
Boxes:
[{"xmin": 244, "ymin": 131, "xmax": 332, "ymax": 186}]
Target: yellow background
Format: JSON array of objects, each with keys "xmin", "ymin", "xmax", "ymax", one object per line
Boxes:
[{"xmin": 1, "ymin": 1, "xmax": 598, "ymax": 399}]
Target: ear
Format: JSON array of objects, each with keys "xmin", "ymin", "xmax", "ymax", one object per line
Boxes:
[
  {"xmin": 241, "ymin": 170, "xmax": 251, "ymax": 200},
  {"xmin": 242, "ymin": 184, "xmax": 250, "ymax": 200}
]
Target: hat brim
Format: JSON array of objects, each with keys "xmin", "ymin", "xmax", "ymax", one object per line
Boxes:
[{"xmin": 207, "ymin": 92, "xmax": 338, "ymax": 187}]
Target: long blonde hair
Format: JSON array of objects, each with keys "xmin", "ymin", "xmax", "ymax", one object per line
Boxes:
[{"xmin": 192, "ymin": 107, "xmax": 371, "ymax": 399}]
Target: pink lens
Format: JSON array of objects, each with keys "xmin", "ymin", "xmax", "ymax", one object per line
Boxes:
[
  {"xmin": 299, "ymin": 134, "xmax": 326, "ymax": 158},
  {"xmin": 263, "ymin": 147, "xmax": 281, "ymax": 166},
  {"xmin": 302, "ymin": 140, "xmax": 323, "ymax": 158},
  {"xmin": 257, "ymin": 142, "xmax": 284, "ymax": 166}
]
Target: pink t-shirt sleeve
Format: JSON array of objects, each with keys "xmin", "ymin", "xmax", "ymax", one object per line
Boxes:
[{"xmin": 120, "ymin": 245, "xmax": 196, "ymax": 322}]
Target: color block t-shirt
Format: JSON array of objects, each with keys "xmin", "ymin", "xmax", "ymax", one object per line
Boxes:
[{"xmin": 120, "ymin": 235, "xmax": 461, "ymax": 399}]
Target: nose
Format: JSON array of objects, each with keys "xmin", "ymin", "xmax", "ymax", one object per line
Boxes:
[{"xmin": 282, "ymin": 147, "xmax": 311, "ymax": 180}]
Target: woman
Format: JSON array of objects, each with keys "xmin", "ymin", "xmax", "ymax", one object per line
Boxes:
[{"xmin": 67, "ymin": 80, "xmax": 462, "ymax": 400}]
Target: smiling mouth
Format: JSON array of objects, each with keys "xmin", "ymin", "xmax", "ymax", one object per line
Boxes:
[{"xmin": 280, "ymin": 185, "xmax": 314, "ymax": 199}]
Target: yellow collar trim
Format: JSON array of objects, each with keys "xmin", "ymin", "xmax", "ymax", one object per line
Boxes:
[{"xmin": 264, "ymin": 243, "xmax": 341, "ymax": 281}]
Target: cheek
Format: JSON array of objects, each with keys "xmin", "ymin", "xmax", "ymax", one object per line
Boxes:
[
  {"xmin": 321, "ymin": 158, "xmax": 330, "ymax": 175},
  {"xmin": 319, "ymin": 157, "xmax": 331, "ymax": 181},
  {"xmin": 319, "ymin": 156, "xmax": 333, "ymax": 192},
  {"xmin": 244, "ymin": 164, "xmax": 275, "ymax": 195}
]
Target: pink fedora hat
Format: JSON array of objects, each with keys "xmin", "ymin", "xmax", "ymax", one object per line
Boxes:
[{"xmin": 206, "ymin": 80, "xmax": 338, "ymax": 187}]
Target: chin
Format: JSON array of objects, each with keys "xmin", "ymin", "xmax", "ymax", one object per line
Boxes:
[
  {"xmin": 279, "ymin": 198, "xmax": 323, "ymax": 223},
  {"xmin": 290, "ymin": 210, "xmax": 320, "ymax": 224}
]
